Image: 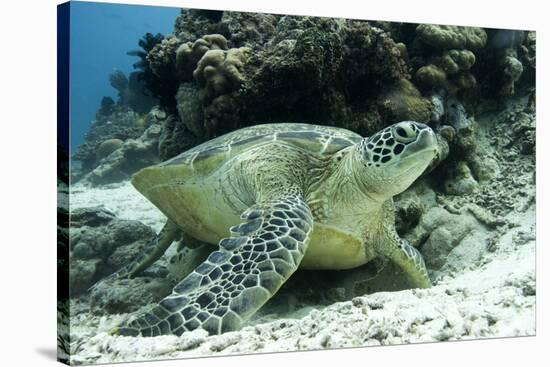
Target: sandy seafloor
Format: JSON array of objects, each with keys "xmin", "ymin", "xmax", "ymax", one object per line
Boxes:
[{"xmin": 67, "ymin": 174, "xmax": 535, "ymax": 364}]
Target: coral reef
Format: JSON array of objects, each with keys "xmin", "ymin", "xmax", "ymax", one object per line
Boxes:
[
  {"xmin": 127, "ymin": 32, "xmax": 165, "ymax": 104},
  {"xmin": 77, "ymin": 11, "xmax": 536, "ymax": 170},
  {"xmin": 176, "ymin": 34, "xmax": 228, "ymax": 81},
  {"xmin": 175, "ymin": 83, "xmax": 204, "ymax": 137},
  {"xmin": 194, "ymin": 46, "xmax": 249, "ymax": 135},
  {"xmin": 377, "ymin": 79, "xmax": 432, "ymax": 123},
  {"xmin": 109, "ymin": 70, "xmax": 128, "ymax": 94},
  {"xmin": 218, "ymin": 12, "xmax": 279, "ymax": 47},
  {"xmin": 73, "ymin": 103, "xmax": 169, "ymax": 183},
  {"xmin": 73, "ymin": 108, "xmax": 145, "ymax": 174},
  {"xmin": 519, "ymin": 31, "xmax": 536, "ymax": 83},
  {"xmin": 81, "ymin": 120, "xmax": 163, "ymax": 185},
  {"xmin": 69, "ymin": 207, "xmax": 162, "ymax": 295},
  {"xmin": 108, "ymin": 70, "xmax": 157, "ymax": 114},
  {"xmin": 140, "ymin": 12, "xmax": 423, "ymax": 157},
  {"xmin": 98, "ymin": 96, "xmax": 115, "ymax": 117},
  {"xmin": 415, "ymin": 24, "xmax": 487, "ymax": 50},
  {"xmin": 111, "ymin": 32, "xmax": 166, "ymax": 112},
  {"xmin": 412, "ymin": 25, "xmax": 487, "ymax": 96},
  {"xmin": 173, "ymin": 9, "xmax": 223, "ymax": 42},
  {"xmin": 95, "ymin": 139, "xmax": 124, "ymax": 162},
  {"xmin": 146, "ymin": 35, "xmax": 182, "ymax": 107},
  {"xmin": 238, "ymin": 17, "xmax": 413, "ymax": 136},
  {"xmin": 470, "ymin": 30, "xmax": 533, "ymax": 106},
  {"xmin": 158, "ymin": 113, "xmax": 201, "ymax": 161},
  {"xmin": 499, "ymin": 48, "xmax": 524, "ymax": 96},
  {"xmin": 127, "ymin": 33, "xmax": 165, "ymax": 71},
  {"xmin": 435, "ymin": 95, "xmax": 535, "ymax": 221},
  {"xmin": 193, "ymin": 47, "xmax": 249, "ymax": 101}
]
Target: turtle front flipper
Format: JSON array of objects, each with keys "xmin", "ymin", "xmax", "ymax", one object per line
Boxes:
[
  {"xmin": 88, "ymin": 220, "xmax": 180, "ymax": 292},
  {"xmin": 115, "ymin": 193, "xmax": 314, "ymax": 336},
  {"xmin": 387, "ymin": 238, "xmax": 431, "ymax": 289}
]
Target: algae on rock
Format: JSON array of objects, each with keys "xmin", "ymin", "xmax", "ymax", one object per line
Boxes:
[
  {"xmin": 377, "ymin": 79, "xmax": 433, "ymax": 123},
  {"xmin": 416, "ymin": 24, "xmax": 488, "ymax": 50}
]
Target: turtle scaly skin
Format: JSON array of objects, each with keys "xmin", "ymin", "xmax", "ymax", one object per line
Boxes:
[{"xmin": 103, "ymin": 121, "xmax": 437, "ymax": 336}]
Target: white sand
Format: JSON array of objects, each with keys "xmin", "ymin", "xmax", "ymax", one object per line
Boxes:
[
  {"xmin": 71, "ymin": 181, "xmax": 167, "ymax": 232},
  {"xmin": 67, "ymin": 180, "xmax": 535, "ymax": 365}
]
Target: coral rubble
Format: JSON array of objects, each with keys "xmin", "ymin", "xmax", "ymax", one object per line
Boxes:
[{"xmin": 69, "ymin": 207, "xmax": 160, "ymax": 295}]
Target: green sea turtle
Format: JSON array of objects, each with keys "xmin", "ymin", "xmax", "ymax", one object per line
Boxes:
[{"xmin": 107, "ymin": 121, "xmax": 438, "ymax": 336}]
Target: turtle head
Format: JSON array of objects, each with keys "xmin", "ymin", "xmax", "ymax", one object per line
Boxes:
[{"xmin": 357, "ymin": 121, "xmax": 437, "ymax": 199}]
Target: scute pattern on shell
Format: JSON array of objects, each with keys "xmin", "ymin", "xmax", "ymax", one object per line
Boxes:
[{"xmin": 158, "ymin": 123, "xmax": 362, "ymax": 170}]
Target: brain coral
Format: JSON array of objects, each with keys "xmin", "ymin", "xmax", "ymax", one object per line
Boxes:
[
  {"xmin": 414, "ymin": 26, "xmax": 484, "ymax": 94},
  {"xmin": 438, "ymin": 49, "xmax": 476, "ymax": 74},
  {"xmin": 416, "ymin": 24, "xmax": 487, "ymax": 50},
  {"xmin": 415, "ymin": 64, "xmax": 449, "ymax": 89},
  {"xmin": 193, "ymin": 47, "xmax": 250, "ymax": 102},
  {"xmin": 175, "ymin": 34, "xmax": 229, "ymax": 81}
]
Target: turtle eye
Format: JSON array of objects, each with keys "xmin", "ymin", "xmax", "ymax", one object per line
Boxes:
[{"xmin": 393, "ymin": 122, "xmax": 418, "ymax": 144}]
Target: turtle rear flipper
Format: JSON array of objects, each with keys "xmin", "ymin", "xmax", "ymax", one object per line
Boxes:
[
  {"xmin": 115, "ymin": 193, "xmax": 314, "ymax": 336},
  {"xmin": 167, "ymin": 242, "xmax": 212, "ymax": 281}
]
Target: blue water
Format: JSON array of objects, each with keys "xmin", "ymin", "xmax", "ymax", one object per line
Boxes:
[{"xmin": 69, "ymin": 1, "xmax": 179, "ymax": 153}]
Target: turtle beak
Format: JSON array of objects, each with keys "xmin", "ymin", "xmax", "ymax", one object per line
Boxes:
[
  {"xmin": 390, "ymin": 127, "xmax": 437, "ymax": 173},
  {"xmin": 409, "ymin": 128, "xmax": 437, "ymax": 155},
  {"xmin": 400, "ymin": 128, "xmax": 438, "ymax": 165}
]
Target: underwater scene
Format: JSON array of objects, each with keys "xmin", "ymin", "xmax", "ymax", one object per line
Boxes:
[{"xmin": 57, "ymin": 1, "xmax": 536, "ymax": 365}]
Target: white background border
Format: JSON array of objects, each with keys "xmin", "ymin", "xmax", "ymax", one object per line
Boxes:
[{"xmin": 0, "ymin": 0, "xmax": 545, "ymax": 366}]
